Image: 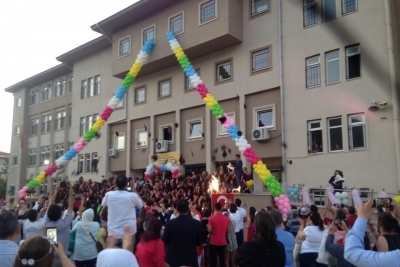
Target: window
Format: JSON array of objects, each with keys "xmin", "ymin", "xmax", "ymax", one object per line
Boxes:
[
  {"xmin": 323, "ymin": 0, "xmax": 336, "ymax": 22},
  {"xmin": 143, "ymin": 26, "xmax": 155, "ymax": 45},
  {"xmin": 12, "ymin": 155, "xmax": 18, "ymax": 166},
  {"xmin": 308, "ymin": 120, "xmax": 323, "ymax": 153},
  {"xmin": 252, "ymin": 48, "xmax": 270, "ymax": 72},
  {"xmin": 86, "ymin": 115, "xmax": 93, "ymax": 131},
  {"xmin": 94, "ymin": 76, "xmax": 100, "ymax": 95},
  {"xmin": 185, "ymin": 69, "xmax": 199, "ymax": 90},
  {"xmin": 218, "ymin": 112, "xmax": 235, "ymax": 136},
  {"xmin": 160, "ymin": 125, "xmax": 173, "ymax": 143},
  {"xmin": 54, "ymin": 144, "xmax": 64, "ymax": 159},
  {"xmin": 77, "ymin": 155, "xmax": 84, "ymax": 174},
  {"xmin": 85, "ymin": 154, "xmax": 91, "ymax": 173},
  {"xmin": 14, "ymin": 97, "xmax": 21, "ymax": 108},
  {"xmin": 30, "ymin": 118, "xmax": 39, "ymax": 136},
  {"xmin": 328, "ymin": 117, "xmax": 343, "ymax": 151},
  {"xmin": 54, "ymin": 79, "xmax": 65, "ymax": 97},
  {"xmin": 326, "ymin": 50, "xmax": 340, "ymax": 84},
  {"xmin": 81, "ymin": 80, "xmax": 87, "ymax": 99},
  {"xmin": 169, "ymin": 13, "xmax": 184, "ymax": 35},
  {"xmin": 115, "ymin": 133, "xmax": 125, "ymax": 150},
  {"xmin": 40, "ymin": 147, "xmax": 50, "ymax": 165},
  {"xmin": 348, "ymin": 114, "xmax": 366, "ymax": 149},
  {"xmin": 13, "ymin": 126, "xmax": 20, "ymax": 136},
  {"xmin": 159, "ymin": 80, "xmax": 171, "ymax": 98},
  {"xmin": 200, "ymin": 0, "xmax": 216, "ymax": 23},
  {"xmin": 216, "ymin": 60, "xmax": 232, "ymax": 82},
  {"xmin": 68, "ymin": 74, "xmax": 73, "ymax": 93},
  {"xmin": 88, "ymin": 78, "xmax": 94, "ymax": 97},
  {"xmin": 119, "ymin": 36, "xmax": 131, "ymax": 57},
  {"xmin": 304, "ymin": 0, "xmax": 318, "ymax": 27},
  {"xmin": 136, "ymin": 130, "xmax": 148, "ymax": 148},
  {"xmin": 69, "ymin": 106, "xmax": 72, "ymax": 127},
  {"xmin": 91, "ymin": 153, "xmax": 98, "ymax": 173},
  {"xmin": 306, "ymin": 56, "xmax": 321, "ymax": 87},
  {"xmin": 79, "ymin": 117, "xmax": 86, "ymax": 136},
  {"xmin": 42, "ymin": 115, "xmax": 52, "ymax": 133},
  {"xmin": 346, "ymin": 45, "xmax": 361, "ymax": 79},
  {"xmin": 93, "ymin": 114, "xmax": 99, "ymax": 123},
  {"xmin": 135, "ymin": 87, "xmax": 146, "ymax": 103},
  {"xmin": 342, "ymin": 0, "xmax": 357, "ymax": 14},
  {"xmin": 254, "ymin": 106, "xmax": 274, "ymax": 128},
  {"xmin": 28, "ymin": 149, "xmax": 37, "ymax": 166},
  {"xmin": 29, "ymin": 88, "xmax": 39, "ymax": 106},
  {"xmin": 187, "ymin": 119, "xmax": 203, "ymax": 140},
  {"xmin": 251, "ymin": 0, "xmax": 269, "ymax": 16},
  {"xmin": 41, "ymin": 84, "xmax": 51, "ymax": 102},
  {"xmin": 55, "ymin": 111, "xmax": 66, "ymax": 130}
]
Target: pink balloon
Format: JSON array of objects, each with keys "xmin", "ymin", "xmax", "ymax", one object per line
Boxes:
[
  {"xmin": 274, "ymin": 197, "xmax": 279, "ymax": 202},
  {"xmin": 279, "ymin": 199, "xmax": 284, "ymax": 205}
]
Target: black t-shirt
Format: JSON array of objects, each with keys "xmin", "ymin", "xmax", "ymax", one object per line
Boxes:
[{"xmin": 235, "ymin": 241, "xmax": 285, "ymax": 267}]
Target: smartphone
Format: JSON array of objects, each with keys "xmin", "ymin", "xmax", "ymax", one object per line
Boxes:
[
  {"xmin": 373, "ymin": 198, "xmax": 392, "ymax": 208},
  {"xmin": 46, "ymin": 227, "xmax": 58, "ymax": 244}
]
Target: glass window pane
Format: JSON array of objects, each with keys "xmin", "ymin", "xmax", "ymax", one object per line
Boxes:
[
  {"xmin": 257, "ymin": 109, "xmax": 273, "ymax": 127},
  {"xmin": 138, "ymin": 132, "xmax": 147, "ymax": 147},
  {"xmin": 351, "ymin": 125, "xmax": 365, "ymax": 148},
  {"xmin": 253, "ymin": 49, "xmax": 269, "ymax": 71},
  {"xmin": 201, "ymin": 1, "xmax": 216, "ymax": 22},
  {"xmin": 329, "ymin": 118, "xmax": 342, "ymax": 127},
  {"xmin": 189, "ymin": 122, "xmax": 202, "ymax": 138},
  {"xmin": 117, "ymin": 135, "xmax": 125, "ymax": 149},
  {"xmin": 216, "ymin": 61, "xmax": 231, "ymax": 81},
  {"xmin": 351, "ymin": 116, "xmax": 362, "ymax": 124},
  {"xmin": 323, "ymin": 0, "xmax": 336, "ymax": 21},
  {"xmin": 159, "ymin": 81, "xmax": 170, "ymax": 97},
  {"xmin": 327, "ymin": 58, "xmax": 340, "ymax": 84},
  {"xmin": 309, "ymin": 130, "xmax": 323, "ymax": 153},
  {"xmin": 310, "ymin": 122, "xmax": 320, "ymax": 129},
  {"xmin": 170, "ymin": 14, "xmax": 183, "ymax": 34},
  {"xmin": 304, "ymin": 4, "xmax": 317, "ymax": 27},
  {"xmin": 252, "ymin": 0, "xmax": 268, "ymax": 15},
  {"xmin": 343, "ymin": 0, "xmax": 357, "ymax": 14},
  {"xmin": 329, "ymin": 127, "xmax": 343, "ymax": 150}
]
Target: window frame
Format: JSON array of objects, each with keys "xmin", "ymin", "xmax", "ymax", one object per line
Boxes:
[
  {"xmin": 304, "ymin": 0, "xmax": 318, "ymax": 28},
  {"xmin": 342, "ymin": 0, "xmax": 357, "ymax": 15},
  {"xmin": 55, "ymin": 110, "xmax": 66, "ymax": 131},
  {"xmin": 79, "ymin": 117, "xmax": 86, "ymax": 137},
  {"xmin": 135, "ymin": 129, "xmax": 148, "ymax": 149},
  {"xmin": 168, "ymin": 12, "xmax": 184, "ymax": 36},
  {"xmin": 77, "ymin": 154, "xmax": 84, "ymax": 174},
  {"xmin": 142, "ymin": 25, "xmax": 156, "ymax": 46},
  {"xmin": 28, "ymin": 149, "xmax": 37, "ymax": 166},
  {"xmin": 81, "ymin": 80, "xmax": 87, "ymax": 99},
  {"xmin": 250, "ymin": 0, "xmax": 270, "ymax": 17},
  {"xmin": 115, "ymin": 133, "xmax": 126, "ymax": 151},
  {"xmin": 346, "ymin": 45, "xmax": 361, "ymax": 80},
  {"xmin": 253, "ymin": 104, "xmax": 276, "ymax": 130},
  {"xmin": 327, "ymin": 117, "xmax": 343, "ymax": 152},
  {"xmin": 14, "ymin": 97, "xmax": 22, "ymax": 108},
  {"xmin": 40, "ymin": 146, "xmax": 50, "ymax": 165},
  {"xmin": 29, "ymin": 88, "xmax": 39, "ymax": 106},
  {"xmin": 87, "ymin": 77, "xmax": 94, "ymax": 98},
  {"xmin": 41, "ymin": 84, "xmax": 52, "ymax": 102},
  {"xmin": 251, "ymin": 46, "xmax": 271, "ymax": 74},
  {"xmin": 68, "ymin": 74, "xmax": 73, "ymax": 94},
  {"xmin": 29, "ymin": 118, "xmax": 39, "ymax": 136},
  {"xmin": 11, "ymin": 155, "xmax": 18, "ymax": 166},
  {"xmin": 91, "ymin": 152, "xmax": 98, "ymax": 173},
  {"xmin": 54, "ymin": 78, "xmax": 66, "ymax": 98},
  {"xmin": 215, "ymin": 58, "xmax": 233, "ymax": 84},
  {"xmin": 118, "ymin": 35, "xmax": 131, "ymax": 58},
  {"xmin": 42, "ymin": 114, "xmax": 52, "ymax": 133},
  {"xmin": 325, "ymin": 50, "xmax": 340, "ymax": 85},
  {"xmin": 94, "ymin": 75, "xmax": 101, "ymax": 96},
  {"xmin": 134, "ymin": 86, "xmax": 146, "ymax": 104},
  {"xmin": 158, "ymin": 79, "xmax": 172, "ymax": 99},
  {"xmin": 217, "ymin": 112, "xmax": 236, "ymax": 138},
  {"xmin": 13, "ymin": 126, "xmax": 20, "ymax": 137},
  {"xmin": 185, "ymin": 68, "xmax": 200, "ymax": 92},
  {"xmin": 85, "ymin": 153, "xmax": 91, "ymax": 174},
  {"xmin": 348, "ymin": 113, "xmax": 366, "ymax": 150},
  {"xmin": 199, "ymin": 0, "xmax": 218, "ymax": 26},
  {"xmin": 307, "ymin": 120, "xmax": 323, "ymax": 154},
  {"xmin": 159, "ymin": 124, "xmax": 174, "ymax": 144},
  {"xmin": 322, "ymin": 0, "xmax": 337, "ymax": 22},
  {"xmin": 306, "ymin": 55, "xmax": 321, "ymax": 88},
  {"xmin": 187, "ymin": 118, "xmax": 204, "ymax": 141}
]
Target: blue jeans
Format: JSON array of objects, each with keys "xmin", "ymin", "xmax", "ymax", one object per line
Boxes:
[
  {"xmin": 236, "ymin": 229, "xmax": 244, "ymax": 247},
  {"xmin": 299, "ymin": 253, "xmax": 327, "ymax": 267}
]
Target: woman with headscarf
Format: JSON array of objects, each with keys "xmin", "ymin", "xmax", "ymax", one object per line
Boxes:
[{"xmin": 71, "ymin": 208, "xmax": 100, "ymax": 267}]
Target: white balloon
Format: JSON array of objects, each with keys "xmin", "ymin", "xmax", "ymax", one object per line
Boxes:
[
  {"xmin": 342, "ymin": 199, "xmax": 349, "ymax": 205},
  {"xmin": 341, "ymin": 192, "xmax": 348, "ymax": 198},
  {"xmin": 335, "ymin": 192, "xmax": 341, "ymax": 198}
]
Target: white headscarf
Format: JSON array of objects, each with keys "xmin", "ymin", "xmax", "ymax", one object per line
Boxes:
[
  {"xmin": 81, "ymin": 208, "xmax": 94, "ymax": 235},
  {"xmin": 97, "ymin": 249, "xmax": 139, "ymax": 267}
]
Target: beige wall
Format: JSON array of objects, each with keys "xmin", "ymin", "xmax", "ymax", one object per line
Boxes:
[
  {"xmin": 109, "ymin": 122, "xmax": 127, "ymax": 172},
  {"xmin": 130, "ymin": 117, "xmax": 151, "ymax": 170}
]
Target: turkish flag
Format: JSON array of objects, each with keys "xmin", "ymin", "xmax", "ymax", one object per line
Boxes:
[{"xmin": 211, "ymin": 193, "xmax": 234, "ymax": 212}]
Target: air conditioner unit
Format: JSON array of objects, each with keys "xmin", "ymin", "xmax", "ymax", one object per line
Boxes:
[
  {"xmin": 109, "ymin": 149, "xmax": 118, "ymax": 157},
  {"xmin": 156, "ymin": 140, "xmax": 169, "ymax": 153},
  {"xmin": 252, "ymin": 128, "xmax": 270, "ymax": 141}
]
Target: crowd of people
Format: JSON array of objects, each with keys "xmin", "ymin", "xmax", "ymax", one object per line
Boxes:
[{"xmin": 1, "ymin": 173, "xmax": 400, "ymax": 267}]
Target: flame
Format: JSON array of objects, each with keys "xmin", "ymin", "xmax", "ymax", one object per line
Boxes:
[{"xmin": 209, "ymin": 175, "xmax": 219, "ymax": 193}]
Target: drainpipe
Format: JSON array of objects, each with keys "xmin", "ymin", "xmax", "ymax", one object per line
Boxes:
[
  {"xmin": 384, "ymin": 0, "xmax": 400, "ymax": 190},
  {"xmin": 279, "ymin": 0, "xmax": 286, "ymax": 183},
  {"xmin": 95, "ymin": 23, "xmax": 112, "ymax": 44}
]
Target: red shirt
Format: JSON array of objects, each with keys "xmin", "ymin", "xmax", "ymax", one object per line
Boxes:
[
  {"xmin": 208, "ymin": 213, "xmax": 230, "ymax": 246},
  {"xmin": 346, "ymin": 214, "xmax": 358, "ymax": 228},
  {"xmin": 135, "ymin": 239, "xmax": 165, "ymax": 267}
]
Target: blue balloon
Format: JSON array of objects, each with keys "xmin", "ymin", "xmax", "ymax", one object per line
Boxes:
[
  {"xmin": 115, "ymin": 86, "xmax": 126, "ymax": 100},
  {"xmin": 142, "ymin": 39, "xmax": 155, "ymax": 54},
  {"xmin": 166, "ymin": 31, "xmax": 175, "ymax": 41}
]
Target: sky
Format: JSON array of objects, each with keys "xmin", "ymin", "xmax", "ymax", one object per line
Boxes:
[{"xmin": 0, "ymin": 0, "xmax": 139, "ymax": 153}]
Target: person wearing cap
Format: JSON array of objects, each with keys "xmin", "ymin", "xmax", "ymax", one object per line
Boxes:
[
  {"xmin": 285, "ymin": 210, "xmax": 301, "ymax": 237},
  {"xmin": 270, "ymin": 209, "xmax": 295, "ymax": 267}
]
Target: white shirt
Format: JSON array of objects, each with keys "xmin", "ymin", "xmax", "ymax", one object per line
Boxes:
[
  {"xmin": 229, "ymin": 212, "xmax": 242, "ymax": 233},
  {"xmin": 237, "ymin": 207, "xmax": 247, "ymax": 230},
  {"xmin": 101, "ymin": 190, "xmax": 143, "ymax": 238},
  {"xmin": 300, "ymin": 225, "xmax": 325, "ymax": 253},
  {"xmin": 23, "ymin": 219, "xmax": 46, "ymax": 239}
]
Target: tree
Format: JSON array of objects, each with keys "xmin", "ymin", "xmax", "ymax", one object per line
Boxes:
[{"xmin": 0, "ymin": 158, "xmax": 8, "ymax": 199}]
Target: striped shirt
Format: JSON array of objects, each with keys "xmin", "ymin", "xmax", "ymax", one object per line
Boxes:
[{"xmin": 0, "ymin": 240, "xmax": 19, "ymax": 267}]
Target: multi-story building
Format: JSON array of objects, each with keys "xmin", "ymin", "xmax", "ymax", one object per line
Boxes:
[{"xmin": 4, "ymin": 0, "xmax": 400, "ymax": 200}]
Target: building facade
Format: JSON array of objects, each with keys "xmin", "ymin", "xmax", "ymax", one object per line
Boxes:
[{"xmin": 4, "ymin": 0, "xmax": 400, "ymax": 200}]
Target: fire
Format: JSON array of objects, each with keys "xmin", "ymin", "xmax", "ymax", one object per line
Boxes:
[{"xmin": 209, "ymin": 175, "xmax": 219, "ymax": 193}]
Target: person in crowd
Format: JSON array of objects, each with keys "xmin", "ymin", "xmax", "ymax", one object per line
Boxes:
[
  {"xmin": 101, "ymin": 175, "xmax": 143, "ymax": 247},
  {"xmin": 245, "ymin": 206, "xmax": 256, "ymax": 241},
  {"xmin": 285, "ymin": 209, "xmax": 301, "ymax": 237},
  {"xmin": 44, "ymin": 182, "xmax": 74, "ymax": 265},
  {"xmin": 345, "ymin": 206, "xmax": 357, "ymax": 228},
  {"xmin": 235, "ymin": 211, "xmax": 285, "ymax": 267},
  {"xmin": 234, "ymin": 154, "xmax": 242, "ymax": 189},
  {"xmin": 223, "ymin": 209, "xmax": 237, "ymax": 267},
  {"xmin": 135, "ymin": 218, "xmax": 169, "ymax": 267},
  {"xmin": 328, "ymin": 170, "xmax": 345, "ymax": 193},
  {"xmin": 371, "ymin": 212, "xmax": 400, "ymax": 251},
  {"xmin": 71, "ymin": 208, "xmax": 100, "ymax": 267},
  {"xmin": 228, "ymin": 203, "xmax": 242, "ymax": 249},
  {"xmin": 270, "ymin": 209, "xmax": 295, "ymax": 267},
  {"xmin": 162, "ymin": 198, "xmax": 202, "ymax": 267},
  {"xmin": 344, "ymin": 198, "xmax": 400, "ymax": 267},
  {"xmin": 13, "ymin": 236, "xmax": 75, "ymax": 267},
  {"xmin": 234, "ymin": 198, "xmax": 247, "ymax": 247},
  {"xmin": 23, "ymin": 208, "xmax": 46, "ymax": 240},
  {"xmin": 201, "ymin": 208, "xmax": 211, "ymax": 267},
  {"xmin": 0, "ymin": 211, "xmax": 20, "ymax": 267},
  {"xmin": 134, "ymin": 209, "xmax": 147, "ymax": 253},
  {"xmin": 297, "ymin": 212, "xmax": 326, "ymax": 267},
  {"xmin": 325, "ymin": 222, "xmax": 356, "ymax": 267},
  {"xmin": 208, "ymin": 202, "xmax": 230, "ymax": 267},
  {"xmin": 97, "ymin": 206, "xmax": 108, "ymax": 249}
]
